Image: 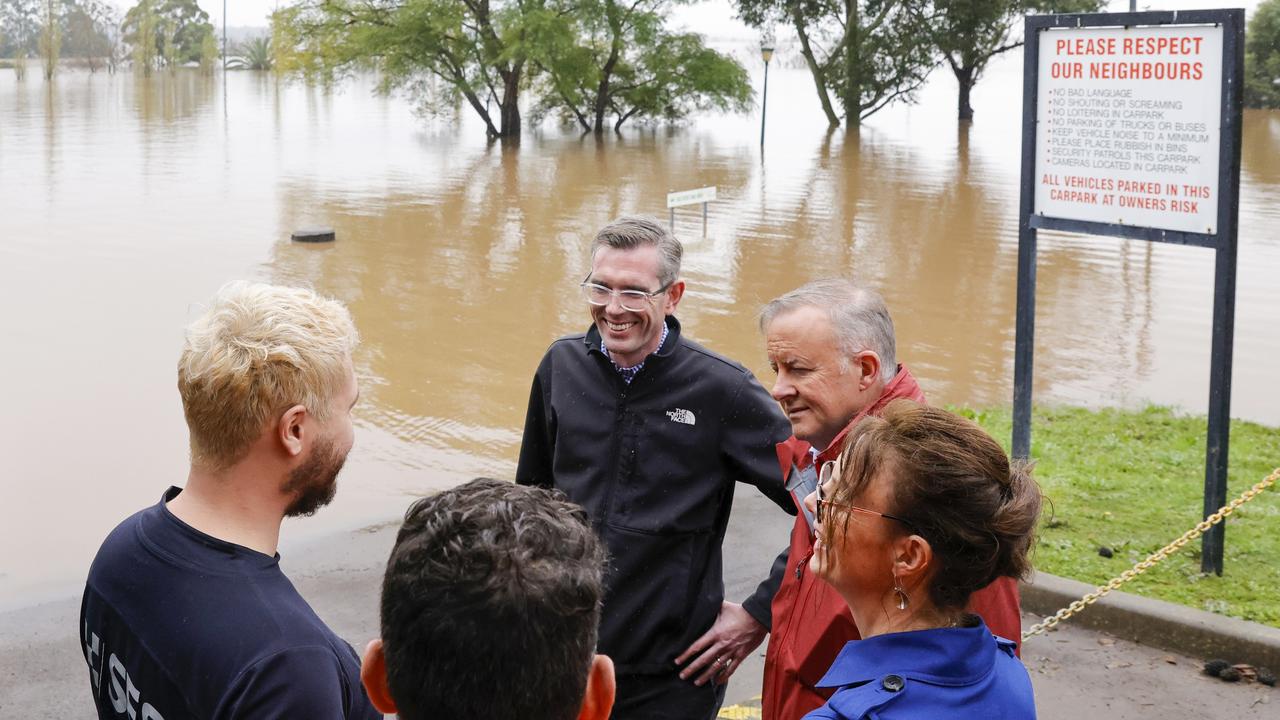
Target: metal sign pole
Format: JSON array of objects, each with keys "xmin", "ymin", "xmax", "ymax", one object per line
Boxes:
[
  {"xmin": 1012, "ymin": 25, "xmax": 1042, "ymax": 462},
  {"xmin": 1201, "ymin": 15, "xmax": 1245, "ymax": 575}
]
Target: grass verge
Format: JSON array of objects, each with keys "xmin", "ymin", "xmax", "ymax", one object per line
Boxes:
[{"xmin": 953, "ymin": 405, "xmax": 1280, "ymax": 629}]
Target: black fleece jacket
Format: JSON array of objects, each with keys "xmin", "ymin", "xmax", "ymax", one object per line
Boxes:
[{"xmin": 516, "ymin": 317, "xmax": 794, "ymax": 675}]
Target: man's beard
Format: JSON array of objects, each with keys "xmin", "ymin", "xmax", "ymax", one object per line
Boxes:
[{"xmin": 281, "ymin": 436, "xmax": 347, "ymax": 518}]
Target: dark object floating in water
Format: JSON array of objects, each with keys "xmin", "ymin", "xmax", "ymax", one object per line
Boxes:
[{"xmin": 292, "ymin": 227, "xmax": 336, "ymax": 243}]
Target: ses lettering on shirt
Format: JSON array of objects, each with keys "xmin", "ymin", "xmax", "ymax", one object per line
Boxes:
[{"xmin": 83, "ymin": 618, "xmax": 167, "ymax": 720}]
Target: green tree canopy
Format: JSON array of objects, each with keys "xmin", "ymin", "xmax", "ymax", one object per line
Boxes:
[
  {"xmin": 62, "ymin": 0, "xmax": 119, "ymax": 71},
  {"xmin": 272, "ymin": 0, "xmax": 533, "ymax": 138},
  {"xmin": 737, "ymin": 0, "xmax": 937, "ymax": 128},
  {"xmin": 1245, "ymin": 0, "xmax": 1280, "ymax": 108},
  {"xmin": 272, "ymin": 0, "xmax": 752, "ymax": 138},
  {"xmin": 930, "ymin": 0, "xmax": 1103, "ymax": 121},
  {"xmin": 526, "ymin": 0, "xmax": 751, "ymax": 132},
  {"xmin": 121, "ymin": 0, "xmax": 213, "ymax": 69}
]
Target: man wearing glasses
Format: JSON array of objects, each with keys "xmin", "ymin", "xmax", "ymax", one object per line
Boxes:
[
  {"xmin": 755, "ymin": 279, "xmax": 1022, "ymax": 720},
  {"xmin": 517, "ymin": 216, "xmax": 793, "ymax": 719}
]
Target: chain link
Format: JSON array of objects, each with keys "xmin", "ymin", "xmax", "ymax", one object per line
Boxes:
[{"xmin": 1022, "ymin": 466, "xmax": 1280, "ymax": 642}]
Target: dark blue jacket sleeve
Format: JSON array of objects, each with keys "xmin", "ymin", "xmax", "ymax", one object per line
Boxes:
[
  {"xmin": 516, "ymin": 354, "xmax": 555, "ymax": 489},
  {"xmin": 722, "ymin": 371, "xmax": 795, "ymax": 629}
]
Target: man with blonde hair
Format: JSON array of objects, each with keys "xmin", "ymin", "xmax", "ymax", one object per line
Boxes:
[{"xmin": 80, "ymin": 282, "xmax": 381, "ymax": 719}]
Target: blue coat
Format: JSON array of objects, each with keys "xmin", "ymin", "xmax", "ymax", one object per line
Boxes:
[{"xmin": 802, "ymin": 621, "xmax": 1036, "ymax": 720}]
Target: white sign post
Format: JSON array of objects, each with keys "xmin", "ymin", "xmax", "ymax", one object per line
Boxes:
[
  {"xmin": 1034, "ymin": 25, "xmax": 1223, "ymax": 234},
  {"xmin": 666, "ymin": 186, "xmax": 717, "ymax": 234}
]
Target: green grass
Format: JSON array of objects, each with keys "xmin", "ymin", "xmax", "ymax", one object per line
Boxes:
[{"xmin": 951, "ymin": 405, "xmax": 1280, "ymax": 629}]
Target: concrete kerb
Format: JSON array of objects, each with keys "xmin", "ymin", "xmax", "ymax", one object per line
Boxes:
[{"xmin": 1021, "ymin": 570, "xmax": 1280, "ymax": 671}]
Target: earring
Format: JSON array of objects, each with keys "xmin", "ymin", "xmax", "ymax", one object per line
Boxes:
[{"xmin": 892, "ymin": 575, "xmax": 909, "ymax": 611}]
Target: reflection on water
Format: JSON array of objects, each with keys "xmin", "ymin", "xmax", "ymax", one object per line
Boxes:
[{"xmin": 2, "ymin": 62, "xmax": 1278, "ymax": 607}]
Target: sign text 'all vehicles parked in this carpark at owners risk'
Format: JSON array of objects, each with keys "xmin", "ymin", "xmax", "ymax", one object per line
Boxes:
[{"xmin": 1035, "ymin": 24, "xmax": 1222, "ymax": 234}]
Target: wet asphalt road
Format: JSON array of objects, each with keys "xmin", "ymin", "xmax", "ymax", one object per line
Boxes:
[{"xmin": 1, "ymin": 486, "xmax": 1274, "ymax": 718}]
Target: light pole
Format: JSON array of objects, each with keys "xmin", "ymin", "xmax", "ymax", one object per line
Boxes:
[
  {"xmin": 760, "ymin": 40, "xmax": 774, "ymax": 149},
  {"xmin": 222, "ymin": 0, "xmax": 227, "ymax": 72}
]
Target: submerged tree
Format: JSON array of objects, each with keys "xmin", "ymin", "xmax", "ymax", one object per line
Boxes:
[
  {"xmin": 272, "ymin": 0, "xmax": 751, "ymax": 138},
  {"xmin": 37, "ymin": 0, "xmax": 57, "ymax": 79},
  {"xmin": 737, "ymin": 0, "xmax": 937, "ymax": 128},
  {"xmin": 527, "ymin": 0, "xmax": 751, "ymax": 132},
  {"xmin": 122, "ymin": 0, "xmax": 214, "ymax": 70},
  {"xmin": 1245, "ymin": 0, "xmax": 1280, "ymax": 109},
  {"xmin": 930, "ymin": 0, "xmax": 1102, "ymax": 120},
  {"xmin": 227, "ymin": 34, "xmax": 272, "ymax": 70},
  {"xmin": 63, "ymin": 0, "xmax": 120, "ymax": 72},
  {"xmin": 272, "ymin": 0, "xmax": 533, "ymax": 138},
  {"xmin": 1, "ymin": 0, "xmax": 40, "ymax": 78}
]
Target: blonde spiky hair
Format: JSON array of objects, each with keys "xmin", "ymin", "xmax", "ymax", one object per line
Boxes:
[{"xmin": 177, "ymin": 282, "xmax": 359, "ymax": 469}]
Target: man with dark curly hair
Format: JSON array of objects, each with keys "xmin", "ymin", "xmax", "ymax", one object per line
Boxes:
[{"xmin": 359, "ymin": 478, "xmax": 616, "ymax": 720}]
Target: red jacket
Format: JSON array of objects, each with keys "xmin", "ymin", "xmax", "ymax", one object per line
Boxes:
[{"xmin": 761, "ymin": 367, "xmax": 1022, "ymax": 720}]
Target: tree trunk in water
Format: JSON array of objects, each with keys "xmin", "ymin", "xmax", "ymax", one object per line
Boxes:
[
  {"xmin": 843, "ymin": 0, "xmax": 861, "ymax": 128},
  {"xmin": 498, "ymin": 62, "xmax": 522, "ymax": 138},
  {"xmin": 956, "ymin": 65, "xmax": 974, "ymax": 120},
  {"xmin": 593, "ymin": 45, "xmax": 619, "ymax": 132},
  {"xmin": 791, "ymin": 6, "xmax": 840, "ymax": 127}
]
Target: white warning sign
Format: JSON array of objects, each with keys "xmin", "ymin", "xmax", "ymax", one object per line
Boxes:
[{"xmin": 1034, "ymin": 25, "xmax": 1222, "ymax": 234}]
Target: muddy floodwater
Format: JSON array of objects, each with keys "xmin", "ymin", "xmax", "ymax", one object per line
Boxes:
[{"xmin": 2, "ymin": 56, "xmax": 1278, "ymax": 609}]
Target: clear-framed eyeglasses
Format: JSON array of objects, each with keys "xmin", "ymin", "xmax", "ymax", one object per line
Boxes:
[
  {"xmin": 580, "ymin": 280, "xmax": 671, "ymax": 312},
  {"xmin": 816, "ymin": 457, "xmax": 919, "ymax": 533}
]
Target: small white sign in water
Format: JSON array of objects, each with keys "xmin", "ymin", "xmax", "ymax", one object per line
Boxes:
[
  {"xmin": 1034, "ymin": 24, "xmax": 1222, "ymax": 234},
  {"xmin": 666, "ymin": 186, "xmax": 717, "ymax": 208}
]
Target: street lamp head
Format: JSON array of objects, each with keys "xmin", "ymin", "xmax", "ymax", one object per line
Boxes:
[{"xmin": 761, "ymin": 46, "xmax": 774, "ymax": 64}]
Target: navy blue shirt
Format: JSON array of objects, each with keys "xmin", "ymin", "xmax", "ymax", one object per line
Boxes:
[
  {"xmin": 804, "ymin": 620, "xmax": 1035, "ymax": 720},
  {"xmin": 80, "ymin": 487, "xmax": 382, "ymax": 720}
]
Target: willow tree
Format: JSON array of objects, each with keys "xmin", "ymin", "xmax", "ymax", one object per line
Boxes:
[
  {"xmin": 737, "ymin": 0, "xmax": 936, "ymax": 128},
  {"xmin": 272, "ymin": 0, "xmax": 534, "ymax": 138},
  {"xmin": 274, "ymin": 0, "xmax": 750, "ymax": 138},
  {"xmin": 526, "ymin": 0, "xmax": 751, "ymax": 132}
]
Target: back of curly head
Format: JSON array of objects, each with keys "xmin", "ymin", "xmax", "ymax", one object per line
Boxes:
[
  {"xmin": 379, "ymin": 478, "xmax": 606, "ymax": 720},
  {"xmin": 177, "ymin": 282, "xmax": 359, "ymax": 470},
  {"xmin": 823, "ymin": 400, "xmax": 1042, "ymax": 610}
]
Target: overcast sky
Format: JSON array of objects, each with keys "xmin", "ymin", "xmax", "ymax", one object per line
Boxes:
[{"xmin": 111, "ymin": 0, "xmax": 1262, "ymax": 37}]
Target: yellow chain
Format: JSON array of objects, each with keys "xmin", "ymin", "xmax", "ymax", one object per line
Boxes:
[{"xmin": 1022, "ymin": 466, "xmax": 1280, "ymax": 642}]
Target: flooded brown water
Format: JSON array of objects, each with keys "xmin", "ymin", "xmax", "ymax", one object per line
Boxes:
[{"xmin": 2, "ymin": 57, "xmax": 1278, "ymax": 608}]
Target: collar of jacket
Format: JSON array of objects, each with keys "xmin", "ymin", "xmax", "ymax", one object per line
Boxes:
[
  {"xmin": 777, "ymin": 364, "xmax": 924, "ymax": 471},
  {"xmin": 582, "ymin": 315, "xmax": 683, "ymax": 360},
  {"xmin": 815, "ymin": 621, "xmax": 1010, "ymax": 689}
]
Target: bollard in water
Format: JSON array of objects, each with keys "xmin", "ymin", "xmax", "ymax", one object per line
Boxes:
[{"xmin": 291, "ymin": 227, "xmax": 336, "ymax": 243}]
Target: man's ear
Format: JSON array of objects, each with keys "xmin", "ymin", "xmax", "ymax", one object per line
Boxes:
[
  {"xmin": 360, "ymin": 639, "xmax": 399, "ymax": 715},
  {"xmin": 578, "ymin": 654, "xmax": 616, "ymax": 720},
  {"xmin": 663, "ymin": 280, "xmax": 686, "ymax": 315},
  {"xmin": 855, "ymin": 351, "xmax": 882, "ymax": 391},
  {"xmin": 278, "ymin": 404, "xmax": 308, "ymax": 458}
]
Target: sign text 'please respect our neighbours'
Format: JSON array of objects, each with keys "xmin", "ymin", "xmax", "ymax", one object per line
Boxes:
[{"xmin": 1034, "ymin": 25, "xmax": 1222, "ymax": 234}]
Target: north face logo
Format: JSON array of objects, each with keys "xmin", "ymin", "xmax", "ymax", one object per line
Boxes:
[{"xmin": 666, "ymin": 408, "xmax": 696, "ymax": 426}]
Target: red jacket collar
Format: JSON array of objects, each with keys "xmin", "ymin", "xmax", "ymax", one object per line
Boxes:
[{"xmin": 776, "ymin": 365, "xmax": 925, "ymax": 472}]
